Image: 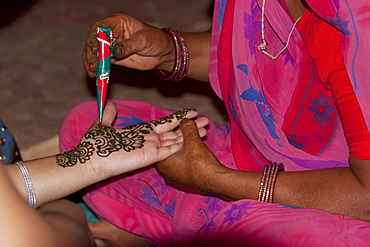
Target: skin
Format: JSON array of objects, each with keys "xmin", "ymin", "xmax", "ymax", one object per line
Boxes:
[
  {"xmin": 4, "ymin": 102, "xmax": 208, "ymax": 206},
  {"xmin": 157, "ymin": 121, "xmax": 370, "ymax": 221},
  {"xmin": 284, "ymin": 0, "xmax": 306, "ymax": 20},
  {"xmin": 82, "ymin": 0, "xmax": 370, "ymax": 244},
  {"xmin": 83, "ymin": 13, "xmax": 211, "ymax": 82},
  {"xmin": 89, "ymin": 220, "xmax": 152, "ymax": 247},
  {"xmin": 0, "ymin": 165, "xmax": 94, "ymax": 246},
  {"xmin": 0, "ymin": 101, "xmax": 208, "ymax": 246},
  {"xmin": 56, "ymin": 108, "xmax": 196, "ymax": 168}
]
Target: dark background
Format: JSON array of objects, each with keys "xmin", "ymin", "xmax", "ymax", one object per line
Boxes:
[{"xmin": 0, "ymin": 0, "xmax": 226, "ymax": 159}]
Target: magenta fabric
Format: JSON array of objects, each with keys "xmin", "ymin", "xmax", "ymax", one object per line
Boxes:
[
  {"xmin": 208, "ymin": 0, "xmax": 370, "ymax": 171},
  {"xmin": 60, "ymin": 100, "xmax": 370, "ymax": 246},
  {"xmin": 59, "ymin": 0, "xmax": 370, "ymax": 245}
]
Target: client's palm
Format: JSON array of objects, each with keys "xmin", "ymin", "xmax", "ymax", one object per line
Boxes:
[{"xmin": 57, "ymin": 101, "xmax": 208, "ymax": 180}]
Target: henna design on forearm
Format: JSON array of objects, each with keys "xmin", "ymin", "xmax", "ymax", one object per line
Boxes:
[
  {"xmin": 55, "ymin": 108, "xmax": 196, "ymax": 167},
  {"xmin": 55, "ymin": 142, "xmax": 94, "ymax": 167}
]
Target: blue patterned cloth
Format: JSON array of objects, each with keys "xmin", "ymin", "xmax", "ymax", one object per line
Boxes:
[{"xmin": 0, "ymin": 118, "xmax": 20, "ymax": 164}]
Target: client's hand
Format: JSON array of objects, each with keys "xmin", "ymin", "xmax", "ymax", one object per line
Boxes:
[
  {"xmin": 83, "ymin": 13, "xmax": 175, "ymax": 77},
  {"xmin": 156, "ymin": 118, "xmax": 227, "ymax": 196},
  {"xmin": 55, "ymin": 101, "xmax": 208, "ymax": 180}
]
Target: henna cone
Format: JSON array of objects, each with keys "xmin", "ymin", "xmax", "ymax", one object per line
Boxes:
[{"xmin": 96, "ymin": 27, "xmax": 114, "ymax": 123}]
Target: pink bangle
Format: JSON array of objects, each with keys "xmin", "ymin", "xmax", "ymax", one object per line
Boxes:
[
  {"xmin": 257, "ymin": 161, "xmax": 284, "ymax": 203},
  {"xmin": 155, "ymin": 28, "xmax": 189, "ymax": 81}
]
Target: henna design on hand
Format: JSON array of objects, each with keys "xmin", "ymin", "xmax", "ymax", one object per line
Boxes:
[
  {"xmin": 150, "ymin": 108, "xmax": 196, "ymax": 126},
  {"xmin": 56, "ymin": 124, "xmax": 151, "ymax": 168},
  {"xmin": 55, "ymin": 108, "xmax": 196, "ymax": 168}
]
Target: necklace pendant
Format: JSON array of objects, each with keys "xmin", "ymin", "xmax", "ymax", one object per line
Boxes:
[{"xmin": 258, "ymin": 42, "xmax": 267, "ymax": 51}]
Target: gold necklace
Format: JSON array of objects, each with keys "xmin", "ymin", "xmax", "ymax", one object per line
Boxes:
[{"xmin": 257, "ymin": 0, "xmax": 301, "ymax": 59}]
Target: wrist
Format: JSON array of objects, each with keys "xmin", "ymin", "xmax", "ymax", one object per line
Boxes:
[
  {"xmin": 200, "ymin": 165, "xmax": 235, "ymax": 200},
  {"xmin": 55, "ymin": 146, "xmax": 108, "ymax": 186},
  {"xmin": 156, "ymin": 29, "xmax": 177, "ymax": 72},
  {"xmin": 155, "ymin": 28, "xmax": 189, "ymax": 81},
  {"xmin": 85, "ymin": 154, "xmax": 112, "ymax": 182},
  {"xmin": 209, "ymin": 167, "xmax": 262, "ymax": 201}
]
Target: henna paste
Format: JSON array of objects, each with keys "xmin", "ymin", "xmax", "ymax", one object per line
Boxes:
[
  {"xmin": 150, "ymin": 108, "xmax": 196, "ymax": 126},
  {"xmin": 56, "ymin": 124, "xmax": 150, "ymax": 167},
  {"xmin": 55, "ymin": 141, "xmax": 94, "ymax": 167},
  {"xmin": 55, "ymin": 108, "xmax": 196, "ymax": 167}
]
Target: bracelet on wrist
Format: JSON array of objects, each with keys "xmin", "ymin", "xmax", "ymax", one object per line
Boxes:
[
  {"xmin": 15, "ymin": 161, "xmax": 37, "ymax": 208},
  {"xmin": 155, "ymin": 28, "xmax": 189, "ymax": 81},
  {"xmin": 257, "ymin": 161, "xmax": 284, "ymax": 203}
]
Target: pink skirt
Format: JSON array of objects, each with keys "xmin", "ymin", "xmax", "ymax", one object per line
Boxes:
[{"xmin": 59, "ymin": 100, "xmax": 370, "ymax": 246}]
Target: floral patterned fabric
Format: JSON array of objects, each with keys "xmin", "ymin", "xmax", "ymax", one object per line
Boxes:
[
  {"xmin": 59, "ymin": 0, "xmax": 370, "ymax": 245},
  {"xmin": 209, "ymin": 0, "xmax": 370, "ymax": 172}
]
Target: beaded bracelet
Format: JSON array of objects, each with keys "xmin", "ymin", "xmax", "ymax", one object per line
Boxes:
[
  {"xmin": 257, "ymin": 161, "xmax": 284, "ymax": 203},
  {"xmin": 155, "ymin": 28, "xmax": 189, "ymax": 81},
  {"xmin": 15, "ymin": 161, "xmax": 37, "ymax": 208}
]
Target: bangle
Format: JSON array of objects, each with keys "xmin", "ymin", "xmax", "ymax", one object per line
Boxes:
[
  {"xmin": 155, "ymin": 28, "xmax": 189, "ymax": 81},
  {"xmin": 15, "ymin": 161, "xmax": 36, "ymax": 208},
  {"xmin": 257, "ymin": 161, "xmax": 284, "ymax": 203}
]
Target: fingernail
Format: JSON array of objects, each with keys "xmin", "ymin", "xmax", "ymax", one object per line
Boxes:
[{"xmin": 113, "ymin": 44, "xmax": 123, "ymax": 58}]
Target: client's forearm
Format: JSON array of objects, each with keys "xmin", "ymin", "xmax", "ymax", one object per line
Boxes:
[
  {"xmin": 3, "ymin": 156, "xmax": 96, "ymax": 207},
  {"xmin": 0, "ymin": 166, "xmax": 93, "ymax": 246}
]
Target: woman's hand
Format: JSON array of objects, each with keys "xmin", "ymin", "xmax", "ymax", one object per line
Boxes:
[
  {"xmin": 56, "ymin": 101, "xmax": 209, "ymax": 180},
  {"xmin": 156, "ymin": 118, "xmax": 229, "ymax": 196},
  {"xmin": 83, "ymin": 13, "xmax": 175, "ymax": 77}
]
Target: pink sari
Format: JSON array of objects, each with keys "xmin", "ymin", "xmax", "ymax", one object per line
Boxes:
[{"xmin": 59, "ymin": 0, "xmax": 370, "ymax": 245}]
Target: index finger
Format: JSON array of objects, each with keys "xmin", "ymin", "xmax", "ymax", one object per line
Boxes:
[{"xmin": 150, "ymin": 109, "xmax": 198, "ymax": 134}]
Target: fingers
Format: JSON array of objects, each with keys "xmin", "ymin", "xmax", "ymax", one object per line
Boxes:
[
  {"xmin": 83, "ymin": 13, "xmax": 139, "ymax": 77},
  {"xmin": 151, "ymin": 109, "xmax": 200, "ymax": 134},
  {"xmin": 155, "ymin": 141, "xmax": 183, "ymax": 162},
  {"xmin": 113, "ymin": 40, "xmax": 138, "ymax": 59},
  {"xmin": 113, "ymin": 41, "xmax": 131, "ymax": 59},
  {"xmin": 160, "ymin": 126, "xmax": 207, "ymax": 147},
  {"xmin": 159, "ymin": 116, "xmax": 209, "ymax": 143},
  {"xmin": 83, "ymin": 22, "xmax": 102, "ymax": 77},
  {"xmin": 83, "ymin": 16, "xmax": 119, "ymax": 77},
  {"xmin": 113, "ymin": 31, "xmax": 148, "ymax": 59},
  {"xmin": 159, "ymin": 117, "xmax": 208, "ymax": 151},
  {"xmin": 83, "ymin": 28, "xmax": 100, "ymax": 77},
  {"xmin": 180, "ymin": 118, "xmax": 204, "ymax": 143},
  {"xmin": 82, "ymin": 43, "xmax": 98, "ymax": 77},
  {"xmin": 154, "ymin": 112, "xmax": 209, "ymax": 149},
  {"xmin": 89, "ymin": 101, "xmax": 117, "ymax": 129},
  {"xmin": 194, "ymin": 117, "xmax": 210, "ymax": 132}
]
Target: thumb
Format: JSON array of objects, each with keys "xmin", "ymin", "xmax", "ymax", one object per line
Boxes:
[
  {"xmin": 113, "ymin": 33, "xmax": 147, "ymax": 58},
  {"xmin": 180, "ymin": 118, "xmax": 203, "ymax": 145},
  {"xmin": 90, "ymin": 101, "xmax": 117, "ymax": 129},
  {"xmin": 113, "ymin": 42, "xmax": 130, "ymax": 58},
  {"xmin": 101, "ymin": 101, "xmax": 117, "ymax": 127}
]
